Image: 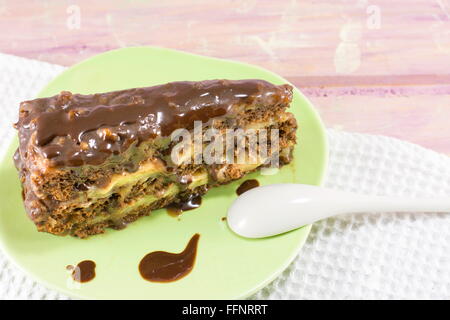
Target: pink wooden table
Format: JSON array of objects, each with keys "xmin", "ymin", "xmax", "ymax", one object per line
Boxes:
[{"xmin": 1, "ymin": 0, "xmax": 449, "ymax": 154}]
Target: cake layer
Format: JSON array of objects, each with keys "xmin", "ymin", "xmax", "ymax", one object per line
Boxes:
[
  {"xmin": 14, "ymin": 79, "xmax": 296, "ymax": 237},
  {"xmin": 24, "ymin": 117, "xmax": 296, "ymax": 237}
]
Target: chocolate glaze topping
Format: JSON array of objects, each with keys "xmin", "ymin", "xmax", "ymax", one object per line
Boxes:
[{"xmin": 15, "ymin": 80, "xmax": 292, "ymax": 167}]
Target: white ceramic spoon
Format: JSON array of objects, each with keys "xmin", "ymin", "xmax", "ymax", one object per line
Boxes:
[{"xmin": 227, "ymin": 183, "xmax": 450, "ymax": 238}]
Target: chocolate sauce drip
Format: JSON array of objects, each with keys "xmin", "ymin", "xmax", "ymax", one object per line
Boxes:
[
  {"xmin": 67, "ymin": 260, "xmax": 96, "ymax": 283},
  {"xmin": 166, "ymin": 195, "xmax": 202, "ymax": 217},
  {"xmin": 236, "ymin": 179, "xmax": 260, "ymax": 195},
  {"xmin": 15, "ymin": 80, "xmax": 292, "ymax": 167},
  {"xmin": 139, "ymin": 233, "xmax": 200, "ymax": 282}
]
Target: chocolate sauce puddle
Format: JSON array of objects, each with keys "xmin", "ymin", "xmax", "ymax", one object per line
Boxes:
[
  {"xmin": 236, "ymin": 179, "xmax": 260, "ymax": 195},
  {"xmin": 67, "ymin": 260, "xmax": 96, "ymax": 283},
  {"xmin": 166, "ymin": 195, "xmax": 202, "ymax": 217},
  {"xmin": 139, "ymin": 233, "xmax": 200, "ymax": 283}
]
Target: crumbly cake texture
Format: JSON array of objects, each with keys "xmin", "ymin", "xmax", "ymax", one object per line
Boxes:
[{"xmin": 14, "ymin": 79, "xmax": 297, "ymax": 237}]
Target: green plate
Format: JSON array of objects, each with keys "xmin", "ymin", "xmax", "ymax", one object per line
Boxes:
[{"xmin": 0, "ymin": 47, "xmax": 327, "ymax": 299}]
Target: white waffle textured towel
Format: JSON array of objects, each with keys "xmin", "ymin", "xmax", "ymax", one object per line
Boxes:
[{"xmin": 0, "ymin": 54, "xmax": 449, "ymax": 300}]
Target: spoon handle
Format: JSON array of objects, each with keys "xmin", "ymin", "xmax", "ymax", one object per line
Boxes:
[
  {"xmin": 349, "ymin": 195, "xmax": 450, "ymax": 213},
  {"xmin": 226, "ymin": 184, "xmax": 450, "ymax": 239}
]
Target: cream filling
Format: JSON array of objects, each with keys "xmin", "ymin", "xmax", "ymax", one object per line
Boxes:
[
  {"xmin": 86, "ymin": 172, "xmax": 212, "ymax": 225},
  {"xmin": 88, "ymin": 158, "xmax": 166, "ymax": 198},
  {"xmin": 64, "ymin": 142, "xmax": 275, "ymax": 215},
  {"xmin": 80, "ymin": 171, "xmax": 208, "ymax": 212},
  {"xmin": 83, "ymin": 161, "xmax": 264, "ymax": 226},
  {"xmin": 87, "ymin": 184, "xmax": 180, "ymax": 225},
  {"xmin": 84, "ymin": 116, "xmax": 283, "ymax": 199}
]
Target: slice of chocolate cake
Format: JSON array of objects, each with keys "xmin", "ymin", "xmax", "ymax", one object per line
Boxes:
[{"xmin": 14, "ymin": 79, "xmax": 297, "ymax": 237}]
